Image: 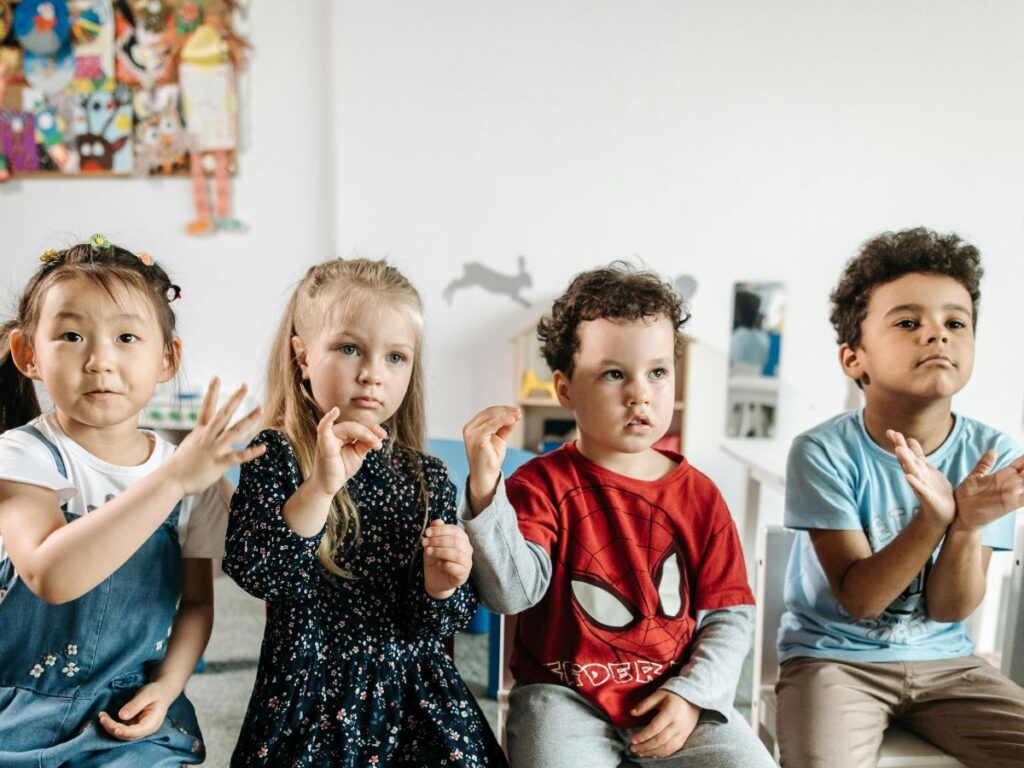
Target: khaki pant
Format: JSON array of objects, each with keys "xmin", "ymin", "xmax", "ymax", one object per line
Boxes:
[{"xmin": 775, "ymin": 655, "xmax": 1024, "ymax": 768}]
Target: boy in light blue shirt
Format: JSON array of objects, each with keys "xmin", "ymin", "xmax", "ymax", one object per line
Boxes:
[{"xmin": 776, "ymin": 228, "xmax": 1024, "ymax": 767}]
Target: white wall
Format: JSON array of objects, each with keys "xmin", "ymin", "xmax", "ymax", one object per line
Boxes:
[
  {"xmin": 331, "ymin": 0, "xmax": 1024, "ymax": 525},
  {"xmin": 0, "ymin": 2, "xmax": 335, "ymax": 399},
  {"xmin": 2, "ymin": 1, "xmax": 1022, "ymax": 528}
]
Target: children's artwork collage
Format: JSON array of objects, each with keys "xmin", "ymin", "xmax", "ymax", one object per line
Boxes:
[{"xmin": 0, "ymin": 0, "xmax": 246, "ymax": 234}]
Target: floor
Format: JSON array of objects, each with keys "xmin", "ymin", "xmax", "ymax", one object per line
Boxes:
[{"xmin": 189, "ymin": 574, "xmax": 752, "ymax": 767}]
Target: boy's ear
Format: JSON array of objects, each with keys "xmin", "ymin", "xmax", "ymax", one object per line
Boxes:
[
  {"xmin": 838, "ymin": 343, "xmax": 864, "ymax": 385},
  {"xmin": 291, "ymin": 336, "xmax": 310, "ymax": 380},
  {"xmin": 553, "ymin": 370, "xmax": 573, "ymax": 409},
  {"xmin": 9, "ymin": 329, "xmax": 39, "ymax": 380},
  {"xmin": 159, "ymin": 337, "xmax": 183, "ymax": 383}
]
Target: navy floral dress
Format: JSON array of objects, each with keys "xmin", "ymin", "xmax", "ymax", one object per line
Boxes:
[{"xmin": 224, "ymin": 430, "xmax": 506, "ymax": 768}]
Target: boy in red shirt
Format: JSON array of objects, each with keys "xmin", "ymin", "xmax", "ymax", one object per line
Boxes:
[{"xmin": 446, "ymin": 264, "xmax": 773, "ymax": 767}]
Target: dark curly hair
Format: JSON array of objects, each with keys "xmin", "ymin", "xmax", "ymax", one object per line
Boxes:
[
  {"xmin": 0, "ymin": 241, "xmax": 182, "ymax": 431},
  {"xmin": 538, "ymin": 262, "xmax": 689, "ymax": 378},
  {"xmin": 830, "ymin": 227, "xmax": 983, "ymax": 350}
]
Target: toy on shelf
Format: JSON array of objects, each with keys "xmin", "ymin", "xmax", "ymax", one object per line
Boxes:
[{"xmin": 139, "ymin": 385, "xmax": 202, "ymax": 431}]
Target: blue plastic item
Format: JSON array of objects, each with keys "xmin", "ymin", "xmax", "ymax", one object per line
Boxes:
[{"xmin": 426, "ymin": 438, "xmax": 535, "ymax": 691}]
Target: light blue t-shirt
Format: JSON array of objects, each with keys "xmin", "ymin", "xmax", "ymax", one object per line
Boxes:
[{"xmin": 779, "ymin": 409, "xmax": 1019, "ymax": 663}]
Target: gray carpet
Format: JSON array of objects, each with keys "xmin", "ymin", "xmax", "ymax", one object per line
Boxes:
[{"xmin": 189, "ymin": 574, "xmax": 751, "ymax": 767}]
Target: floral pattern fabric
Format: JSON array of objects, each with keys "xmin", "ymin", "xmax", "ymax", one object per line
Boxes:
[{"xmin": 224, "ymin": 430, "xmax": 506, "ymax": 768}]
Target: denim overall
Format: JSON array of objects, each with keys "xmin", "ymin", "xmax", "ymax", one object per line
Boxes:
[{"xmin": 0, "ymin": 426, "xmax": 205, "ymax": 767}]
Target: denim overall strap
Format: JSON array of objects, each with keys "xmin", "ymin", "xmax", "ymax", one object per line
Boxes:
[{"xmin": 0, "ymin": 425, "xmax": 203, "ymax": 766}]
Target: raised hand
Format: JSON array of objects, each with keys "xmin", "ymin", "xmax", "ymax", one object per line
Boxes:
[
  {"xmin": 309, "ymin": 407, "xmax": 386, "ymax": 497},
  {"xmin": 98, "ymin": 680, "xmax": 174, "ymax": 741},
  {"xmin": 421, "ymin": 519, "xmax": 473, "ymax": 600},
  {"xmin": 887, "ymin": 429, "xmax": 955, "ymax": 526},
  {"xmin": 629, "ymin": 689, "xmax": 700, "ymax": 758},
  {"xmin": 165, "ymin": 378, "xmax": 265, "ymax": 496},
  {"xmin": 462, "ymin": 406, "xmax": 520, "ymax": 512},
  {"xmin": 954, "ymin": 452, "xmax": 1024, "ymax": 531}
]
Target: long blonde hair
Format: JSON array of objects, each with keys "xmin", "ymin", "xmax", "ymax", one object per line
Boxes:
[{"xmin": 265, "ymin": 258, "xmax": 429, "ymax": 578}]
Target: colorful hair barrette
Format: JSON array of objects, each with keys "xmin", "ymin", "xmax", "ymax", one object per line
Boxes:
[
  {"xmin": 38, "ymin": 248, "xmax": 60, "ymax": 264},
  {"xmin": 165, "ymin": 284, "xmax": 183, "ymax": 303},
  {"xmin": 137, "ymin": 251, "xmax": 154, "ymax": 266},
  {"xmin": 89, "ymin": 233, "xmax": 111, "ymax": 249}
]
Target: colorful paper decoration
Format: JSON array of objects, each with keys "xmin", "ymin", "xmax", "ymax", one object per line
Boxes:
[
  {"xmin": 179, "ymin": 21, "xmax": 241, "ymax": 235},
  {"xmin": 0, "ymin": 0, "xmax": 249, "ymax": 235},
  {"xmin": 14, "ymin": 1, "xmax": 71, "ymax": 56}
]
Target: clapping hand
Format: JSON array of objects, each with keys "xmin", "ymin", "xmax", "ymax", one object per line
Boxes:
[
  {"xmin": 954, "ymin": 451, "xmax": 1024, "ymax": 531},
  {"xmin": 887, "ymin": 430, "xmax": 955, "ymax": 526}
]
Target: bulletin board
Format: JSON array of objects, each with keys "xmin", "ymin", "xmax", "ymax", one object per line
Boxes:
[{"xmin": 0, "ymin": 1, "xmax": 249, "ymax": 233}]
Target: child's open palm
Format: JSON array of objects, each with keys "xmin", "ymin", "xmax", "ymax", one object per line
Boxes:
[
  {"xmin": 422, "ymin": 519, "xmax": 473, "ymax": 600},
  {"xmin": 166, "ymin": 378, "xmax": 265, "ymax": 495},
  {"xmin": 98, "ymin": 680, "xmax": 174, "ymax": 741},
  {"xmin": 311, "ymin": 407, "xmax": 386, "ymax": 497},
  {"xmin": 887, "ymin": 430, "xmax": 955, "ymax": 525},
  {"xmin": 954, "ymin": 452, "xmax": 1024, "ymax": 531}
]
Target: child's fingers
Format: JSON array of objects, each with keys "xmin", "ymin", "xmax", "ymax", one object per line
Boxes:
[
  {"xmin": 331, "ymin": 421, "xmax": 384, "ymax": 450},
  {"xmin": 316, "ymin": 407, "xmax": 341, "ymax": 443},
  {"xmin": 886, "ymin": 429, "xmax": 905, "ymax": 449},
  {"xmin": 631, "ymin": 711, "xmax": 670, "ymax": 746},
  {"xmin": 630, "ymin": 690, "xmax": 663, "ymax": 719},
  {"xmin": 232, "ymin": 443, "xmax": 268, "ymax": 466},
  {"xmin": 907, "ymin": 437, "xmax": 926, "ymax": 458},
  {"xmin": 440, "ymin": 560, "xmax": 469, "ymax": 580},
  {"xmin": 969, "ymin": 449, "xmax": 998, "ymax": 479},
  {"xmin": 223, "ymin": 405, "xmax": 264, "ymax": 445},
  {"xmin": 196, "ymin": 377, "xmax": 220, "ymax": 426},
  {"xmin": 208, "ymin": 384, "xmax": 249, "ymax": 436},
  {"xmin": 424, "ymin": 545, "xmax": 466, "ymax": 562},
  {"xmin": 905, "ymin": 474, "xmax": 932, "ymax": 501}
]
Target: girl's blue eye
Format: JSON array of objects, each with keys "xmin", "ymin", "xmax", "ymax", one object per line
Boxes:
[
  {"xmin": 388, "ymin": 353, "xmax": 405, "ymax": 364},
  {"xmin": 650, "ymin": 368, "xmax": 668, "ymax": 380},
  {"xmin": 339, "ymin": 344, "xmax": 358, "ymax": 356},
  {"xmin": 60, "ymin": 332, "xmax": 82, "ymax": 342}
]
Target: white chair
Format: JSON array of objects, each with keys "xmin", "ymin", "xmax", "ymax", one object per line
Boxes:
[
  {"xmin": 752, "ymin": 525, "xmax": 966, "ymax": 767},
  {"xmin": 494, "ymin": 613, "xmax": 517, "ymax": 750},
  {"xmin": 1000, "ymin": 520, "xmax": 1024, "ymax": 686}
]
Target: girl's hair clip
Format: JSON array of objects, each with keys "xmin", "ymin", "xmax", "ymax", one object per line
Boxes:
[
  {"xmin": 138, "ymin": 251, "xmax": 154, "ymax": 266},
  {"xmin": 39, "ymin": 248, "xmax": 61, "ymax": 264},
  {"xmin": 165, "ymin": 284, "xmax": 183, "ymax": 303},
  {"xmin": 89, "ymin": 233, "xmax": 112, "ymax": 249}
]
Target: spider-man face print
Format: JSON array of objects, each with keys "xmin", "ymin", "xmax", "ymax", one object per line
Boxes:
[{"xmin": 557, "ymin": 485, "xmax": 691, "ymax": 662}]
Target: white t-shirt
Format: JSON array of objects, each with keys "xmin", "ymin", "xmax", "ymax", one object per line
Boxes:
[{"xmin": 0, "ymin": 412, "xmax": 228, "ymax": 562}]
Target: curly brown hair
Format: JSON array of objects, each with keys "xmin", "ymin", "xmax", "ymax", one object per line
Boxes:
[
  {"xmin": 538, "ymin": 262, "xmax": 689, "ymax": 377},
  {"xmin": 830, "ymin": 227, "xmax": 983, "ymax": 350}
]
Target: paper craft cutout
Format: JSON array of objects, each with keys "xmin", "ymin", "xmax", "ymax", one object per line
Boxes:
[
  {"xmin": 73, "ymin": 87, "xmax": 132, "ymax": 171},
  {"xmin": 14, "ymin": 0, "xmax": 71, "ymax": 56}
]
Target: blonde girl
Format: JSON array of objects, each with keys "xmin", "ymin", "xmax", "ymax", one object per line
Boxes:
[
  {"xmin": 224, "ymin": 257, "xmax": 505, "ymax": 767},
  {"xmin": 0, "ymin": 239, "xmax": 263, "ymax": 767}
]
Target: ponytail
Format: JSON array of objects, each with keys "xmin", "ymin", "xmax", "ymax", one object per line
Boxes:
[{"xmin": 0, "ymin": 320, "xmax": 40, "ymax": 433}]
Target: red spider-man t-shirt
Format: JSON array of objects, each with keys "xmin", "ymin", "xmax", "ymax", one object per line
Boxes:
[{"xmin": 506, "ymin": 442, "xmax": 753, "ymax": 728}]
